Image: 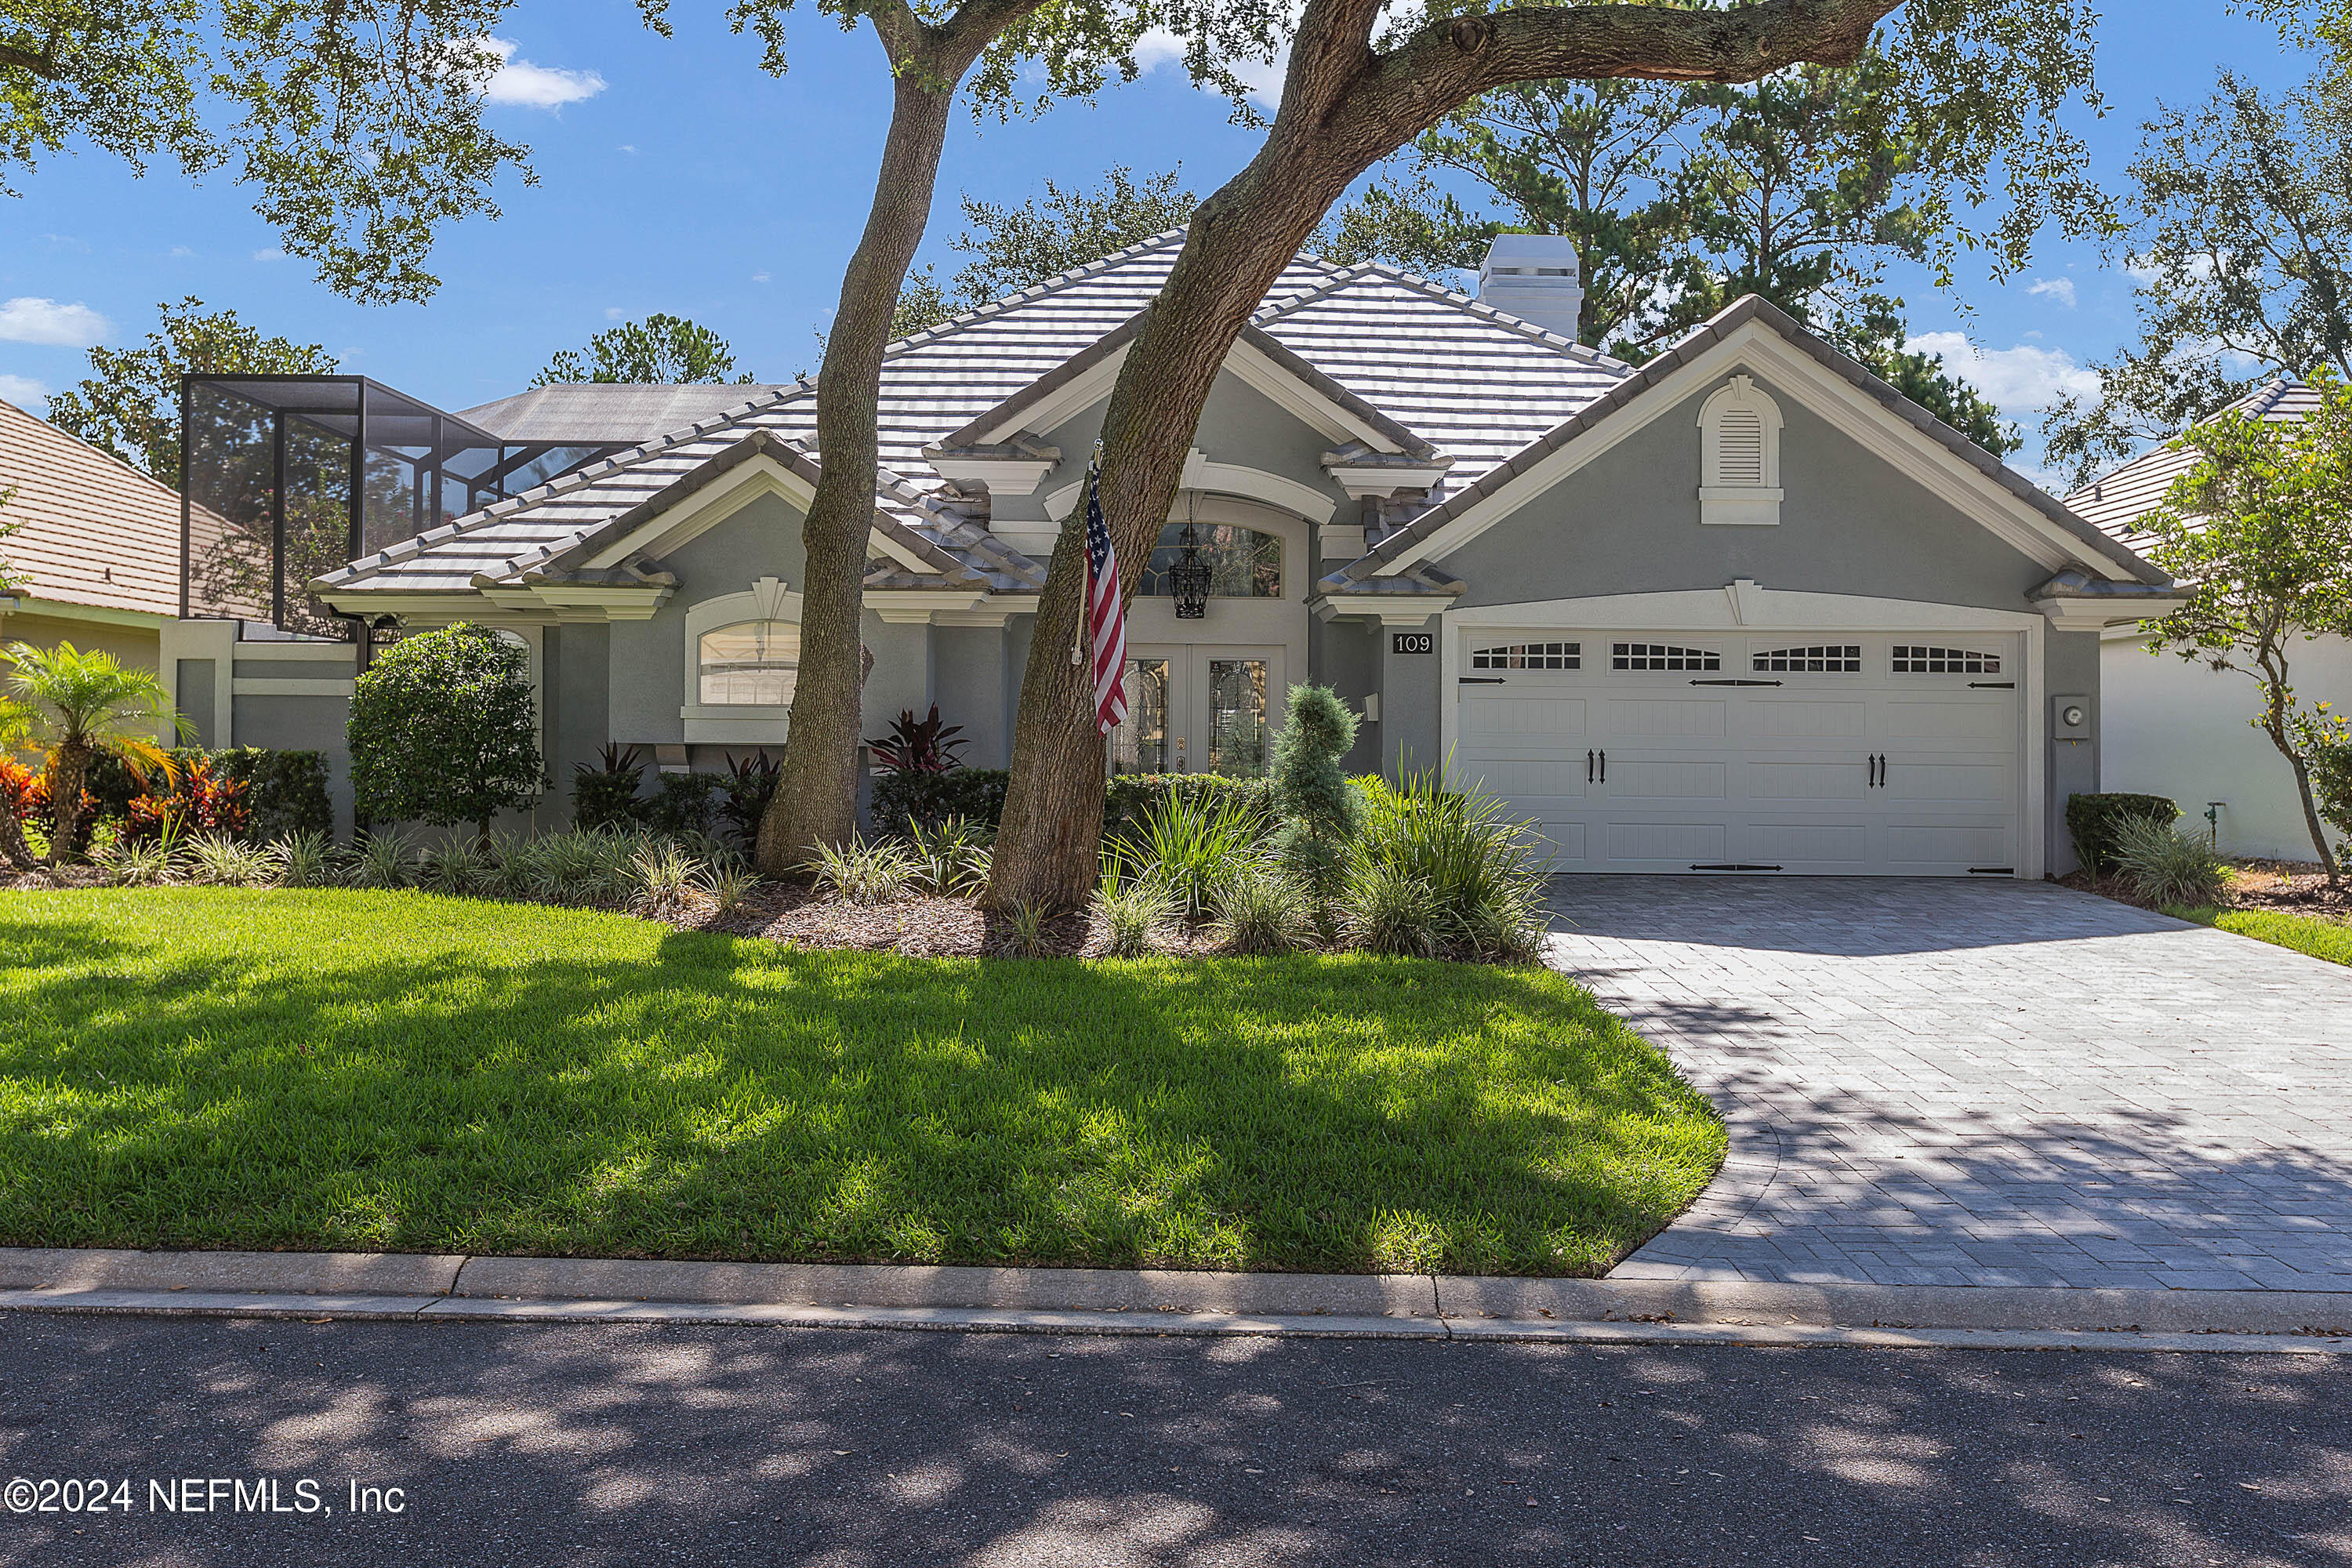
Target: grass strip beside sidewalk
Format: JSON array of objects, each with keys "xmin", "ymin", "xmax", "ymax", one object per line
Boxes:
[{"xmin": 0, "ymin": 887, "xmax": 1722, "ymax": 1277}]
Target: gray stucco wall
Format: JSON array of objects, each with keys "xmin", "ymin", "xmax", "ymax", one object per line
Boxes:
[
  {"xmin": 230, "ymin": 693, "xmax": 354, "ymax": 836},
  {"xmin": 546, "ymin": 622, "xmax": 611, "ymax": 829},
  {"xmin": 1314, "ymin": 615, "xmax": 1383, "ymax": 775},
  {"xmin": 1440, "ymin": 371, "xmax": 2053, "ymax": 613},
  {"xmin": 2046, "ymin": 628, "xmax": 2101, "ymax": 877}
]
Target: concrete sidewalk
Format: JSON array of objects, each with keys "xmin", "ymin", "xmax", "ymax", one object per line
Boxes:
[{"xmin": 4, "ymin": 1247, "xmax": 2350, "ymax": 1353}]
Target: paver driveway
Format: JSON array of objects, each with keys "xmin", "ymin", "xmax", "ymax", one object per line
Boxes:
[{"xmin": 1542, "ymin": 878, "xmax": 2352, "ymax": 1290}]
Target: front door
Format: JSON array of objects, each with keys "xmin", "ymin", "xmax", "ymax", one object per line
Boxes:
[{"xmin": 1110, "ymin": 644, "xmax": 1284, "ymax": 777}]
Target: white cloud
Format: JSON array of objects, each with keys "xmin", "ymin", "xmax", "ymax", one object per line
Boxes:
[
  {"xmin": 168, "ymin": 245, "xmax": 196, "ymax": 259},
  {"xmin": 1907, "ymin": 330, "xmax": 2100, "ymax": 416},
  {"xmin": 1131, "ymin": 24, "xmax": 1284, "ymax": 107},
  {"xmin": 252, "ymin": 248, "xmax": 284, "ymax": 262},
  {"xmin": 0, "ymin": 373, "xmax": 47, "ymax": 410},
  {"xmin": 751, "ymin": 270, "xmax": 771, "ymax": 284},
  {"xmin": 605, "ymin": 307, "xmax": 626, "ymax": 320},
  {"xmin": 0, "ymin": 296, "xmax": 110, "ymax": 347},
  {"xmin": 477, "ymin": 38, "xmax": 607, "ymax": 111},
  {"xmin": 617, "ymin": 143, "xmax": 637, "ymax": 154},
  {"xmin": 1132, "ymin": 29, "xmax": 1188, "ymax": 71},
  {"xmin": 2027, "ymin": 277, "xmax": 2076, "ymax": 309}
]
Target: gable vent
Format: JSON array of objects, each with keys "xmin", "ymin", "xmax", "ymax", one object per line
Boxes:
[{"xmin": 1715, "ymin": 408, "xmax": 1766, "ymax": 485}]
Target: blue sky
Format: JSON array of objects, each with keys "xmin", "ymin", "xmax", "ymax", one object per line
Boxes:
[{"xmin": 0, "ymin": 1, "xmax": 2318, "ymax": 484}]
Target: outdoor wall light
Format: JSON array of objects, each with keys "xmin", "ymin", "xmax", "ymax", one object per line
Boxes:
[{"xmin": 1170, "ymin": 516, "xmax": 1209, "ymax": 621}]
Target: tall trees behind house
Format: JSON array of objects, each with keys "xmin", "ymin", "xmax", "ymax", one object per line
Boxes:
[
  {"xmin": 2043, "ymin": 68, "xmax": 2352, "ymax": 485},
  {"xmin": 1320, "ymin": 53, "xmax": 2016, "ymax": 454}
]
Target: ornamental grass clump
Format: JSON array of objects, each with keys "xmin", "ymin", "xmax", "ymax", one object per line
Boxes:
[
  {"xmin": 1345, "ymin": 775, "xmax": 1549, "ymax": 962},
  {"xmin": 1114, "ymin": 790, "xmax": 1261, "ymax": 918},
  {"xmin": 2111, "ymin": 815, "xmax": 2229, "ymax": 906},
  {"xmin": 351, "ymin": 828, "xmax": 416, "ymax": 890},
  {"xmin": 1096, "ymin": 869, "xmax": 1174, "ymax": 958},
  {"xmin": 183, "ymin": 831, "xmax": 274, "ymax": 888},
  {"xmin": 418, "ymin": 837, "xmax": 485, "ymax": 896},
  {"xmin": 270, "ymin": 831, "xmax": 336, "ymax": 889},
  {"xmin": 626, "ymin": 840, "xmax": 709, "ymax": 919},
  {"xmin": 1211, "ymin": 863, "xmax": 1310, "ymax": 955},
  {"xmin": 99, "ymin": 837, "xmax": 179, "ymax": 887},
  {"xmin": 808, "ymin": 835, "xmax": 914, "ymax": 905},
  {"xmin": 903, "ymin": 815, "xmax": 993, "ymax": 898}
]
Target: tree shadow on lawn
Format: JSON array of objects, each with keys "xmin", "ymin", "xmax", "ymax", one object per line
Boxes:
[{"xmin": 0, "ymin": 898, "xmax": 1724, "ymax": 1277}]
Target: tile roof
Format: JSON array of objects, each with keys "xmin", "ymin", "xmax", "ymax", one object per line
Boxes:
[
  {"xmin": 1343, "ymin": 294, "xmax": 2168, "ymax": 589},
  {"xmin": 458, "ymin": 383, "xmax": 795, "ymax": 445},
  {"xmin": 0, "ymin": 395, "xmax": 238, "ymax": 619},
  {"xmin": 2063, "ymin": 379, "xmax": 2320, "ymax": 553},
  {"xmin": 313, "ymin": 233, "xmax": 1649, "ymax": 600}
]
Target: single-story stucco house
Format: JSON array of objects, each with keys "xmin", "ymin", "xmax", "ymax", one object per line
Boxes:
[
  {"xmin": 2065, "ymin": 379, "xmax": 2351, "ymax": 862},
  {"xmin": 163, "ymin": 232, "xmax": 2189, "ymax": 877}
]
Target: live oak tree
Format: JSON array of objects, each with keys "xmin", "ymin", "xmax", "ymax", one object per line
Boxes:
[
  {"xmin": 746, "ymin": 0, "xmax": 1271, "ymax": 878},
  {"xmin": 2, "ymin": 2, "xmax": 533, "ymax": 303},
  {"xmin": 2044, "ymin": 68, "xmax": 2352, "ymax": 486},
  {"xmin": 2138, "ymin": 368, "xmax": 2352, "ymax": 884},
  {"xmin": 987, "ymin": 0, "xmax": 2103, "ymax": 913},
  {"xmin": 534, "ymin": 314, "xmax": 757, "ymax": 386},
  {"xmin": 44, "ymin": 299, "xmax": 337, "ymax": 490}
]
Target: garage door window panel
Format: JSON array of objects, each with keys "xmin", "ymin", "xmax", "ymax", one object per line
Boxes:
[
  {"xmin": 1892, "ymin": 644, "xmax": 2002, "ymax": 675},
  {"xmin": 1752, "ymin": 644, "xmax": 1861, "ymax": 673},
  {"xmin": 1613, "ymin": 641, "xmax": 1722, "ymax": 672},
  {"xmin": 1472, "ymin": 641, "xmax": 1581, "ymax": 670}
]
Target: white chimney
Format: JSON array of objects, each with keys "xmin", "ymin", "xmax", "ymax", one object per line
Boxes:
[{"xmin": 1477, "ymin": 234, "xmax": 1584, "ymax": 342}]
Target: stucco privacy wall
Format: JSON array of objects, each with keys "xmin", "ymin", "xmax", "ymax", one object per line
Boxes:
[
  {"xmin": 2103, "ymin": 632, "xmax": 2352, "ymax": 859},
  {"xmin": 1389, "ymin": 367, "xmax": 2088, "ymax": 873}
]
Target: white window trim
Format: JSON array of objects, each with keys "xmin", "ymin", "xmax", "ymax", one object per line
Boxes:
[
  {"xmin": 1697, "ymin": 373, "xmax": 1784, "ymax": 525},
  {"xmin": 684, "ymin": 578, "xmax": 801, "ymax": 743}
]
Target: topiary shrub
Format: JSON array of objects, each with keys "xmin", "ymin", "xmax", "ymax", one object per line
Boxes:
[
  {"xmin": 2066, "ymin": 792, "xmax": 2180, "ymax": 876},
  {"xmin": 1267, "ymin": 684, "xmax": 1361, "ymax": 902},
  {"xmin": 348, "ymin": 623, "xmax": 542, "ymax": 841},
  {"xmin": 871, "ymin": 767, "xmax": 1008, "ymax": 832}
]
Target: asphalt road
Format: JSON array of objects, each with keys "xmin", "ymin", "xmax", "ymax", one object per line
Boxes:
[{"xmin": 0, "ymin": 1313, "xmax": 2346, "ymax": 1567}]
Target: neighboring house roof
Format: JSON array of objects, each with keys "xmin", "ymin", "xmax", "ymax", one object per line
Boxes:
[
  {"xmin": 0, "ymin": 394, "xmax": 200, "ymax": 621},
  {"xmin": 1339, "ymin": 294, "xmax": 2169, "ymax": 590},
  {"xmin": 458, "ymin": 383, "xmax": 793, "ymax": 445},
  {"xmin": 2063, "ymin": 379, "xmax": 2321, "ymax": 554}
]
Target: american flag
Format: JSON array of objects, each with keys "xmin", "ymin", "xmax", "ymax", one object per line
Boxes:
[{"xmin": 1083, "ymin": 461, "xmax": 1128, "ymax": 736}]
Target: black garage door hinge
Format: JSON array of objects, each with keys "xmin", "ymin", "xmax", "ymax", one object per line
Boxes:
[
  {"xmin": 1689, "ymin": 678, "xmax": 1783, "ymax": 686},
  {"xmin": 1457, "ymin": 676, "xmax": 1505, "ymax": 684},
  {"xmin": 1969, "ymin": 681, "xmax": 2016, "ymax": 689}
]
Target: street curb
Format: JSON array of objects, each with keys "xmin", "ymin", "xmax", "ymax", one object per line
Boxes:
[
  {"xmin": 2, "ymin": 1287, "xmax": 2347, "ymax": 1355},
  {"xmin": 3, "ymin": 1247, "xmax": 2351, "ymax": 1339}
]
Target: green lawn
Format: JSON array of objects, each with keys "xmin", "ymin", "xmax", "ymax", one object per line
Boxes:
[
  {"xmin": 0, "ymin": 888, "xmax": 1722, "ymax": 1276},
  {"xmin": 2166, "ymin": 903, "xmax": 2352, "ymax": 967}
]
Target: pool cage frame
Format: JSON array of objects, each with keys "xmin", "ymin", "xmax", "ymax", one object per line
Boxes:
[{"xmin": 176, "ymin": 374, "xmax": 621, "ymax": 644}]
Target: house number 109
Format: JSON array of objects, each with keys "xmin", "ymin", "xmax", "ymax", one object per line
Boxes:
[{"xmin": 1390, "ymin": 632, "xmax": 1435, "ymax": 655}]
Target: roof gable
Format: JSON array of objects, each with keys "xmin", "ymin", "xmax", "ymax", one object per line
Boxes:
[{"xmin": 2063, "ymin": 379, "xmax": 2320, "ymax": 551}]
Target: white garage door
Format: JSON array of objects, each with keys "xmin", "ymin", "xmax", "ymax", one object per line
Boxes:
[{"xmin": 1455, "ymin": 631, "xmax": 2023, "ymax": 875}]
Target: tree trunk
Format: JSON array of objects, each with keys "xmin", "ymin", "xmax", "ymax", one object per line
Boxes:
[
  {"xmin": 0, "ymin": 800, "xmax": 32, "ymax": 871},
  {"xmin": 45, "ymin": 742, "xmax": 92, "ymax": 866},
  {"xmin": 2265, "ymin": 717, "xmax": 2343, "ymax": 884},
  {"xmin": 756, "ymin": 64, "xmax": 961, "ymax": 880},
  {"xmin": 984, "ymin": 0, "xmax": 1898, "ymax": 913}
]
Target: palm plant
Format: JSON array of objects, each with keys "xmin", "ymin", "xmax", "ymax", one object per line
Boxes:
[{"xmin": 2, "ymin": 642, "xmax": 186, "ymax": 863}]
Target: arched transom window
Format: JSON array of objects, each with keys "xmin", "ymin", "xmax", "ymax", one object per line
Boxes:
[
  {"xmin": 1138, "ymin": 524, "xmax": 1283, "ymax": 598},
  {"xmin": 699, "ymin": 621, "xmax": 800, "ymax": 706}
]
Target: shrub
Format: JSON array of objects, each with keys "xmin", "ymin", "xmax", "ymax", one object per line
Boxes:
[
  {"xmin": 215, "ymin": 748, "xmax": 332, "ymax": 841},
  {"xmin": 643, "ymin": 771, "xmax": 718, "ymax": 837},
  {"xmin": 705, "ymin": 864, "xmax": 760, "ymax": 916},
  {"xmin": 125, "ymin": 754, "xmax": 249, "ymax": 845},
  {"xmin": 419, "ymin": 837, "xmax": 485, "ymax": 896},
  {"xmin": 626, "ymin": 840, "xmax": 708, "ymax": 919},
  {"xmin": 1212, "ymin": 864, "xmax": 1310, "ymax": 955},
  {"xmin": 2290, "ymin": 705, "xmax": 2352, "ymax": 849},
  {"xmin": 348, "ymin": 623, "xmax": 542, "ymax": 839},
  {"xmin": 808, "ymin": 835, "xmax": 914, "ymax": 904},
  {"xmin": 1348, "ymin": 774, "xmax": 1549, "ymax": 961},
  {"xmin": 573, "ymin": 743, "xmax": 647, "ymax": 831},
  {"xmin": 1113, "ymin": 789, "xmax": 1264, "ymax": 917},
  {"xmin": 1, "ymin": 755, "xmax": 40, "ymax": 870},
  {"xmin": 1267, "ymin": 684, "xmax": 1361, "ymax": 902},
  {"xmin": 1102, "ymin": 772, "xmax": 1272, "ymax": 841},
  {"xmin": 871, "ymin": 768, "xmax": 1008, "ymax": 833},
  {"xmin": 718, "ymin": 752, "xmax": 780, "ymax": 848},
  {"xmin": 98, "ymin": 836, "xmax": 179, "ymax": 887},
  {"xmin": 903, "ymin": 815, "xmax": 993, "ymax": 898},
  {"xmin": 869, "ymin": 704, "xmax": 967, "ymax": 772},
  {"xmin": 270, "ymin": 831, "xmax": 336, "ymax": 889},
  {"xmin": 1097, "ymin": 870, "xmax": 1174, "ymax": 957},
  {"xmin": 2066, "ymin": 792, "xmax": 2180, "ymax": 876},
  {"xmin": 1342, "ymin": 862, "xmax": 1443, "ymax": 956},
  {"xmin": 2112, "ymin": 815, "xmax": 2229, "ymax": 905},
  {"xmin": 183, "ymin": 831, "xmax": 273, "ymax": 888}
]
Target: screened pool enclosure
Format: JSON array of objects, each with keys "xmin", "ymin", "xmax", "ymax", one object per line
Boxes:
[{"xmin": 179, "ymin": 376, "xmax": 620, "ymax": 640}]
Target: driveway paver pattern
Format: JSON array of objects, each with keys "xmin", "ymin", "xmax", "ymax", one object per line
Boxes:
[{"xmin": 1542, "ymin": 878, "xmax": 2352, "ymax": 1290}]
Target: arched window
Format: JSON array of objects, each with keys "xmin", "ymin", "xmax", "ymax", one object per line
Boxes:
[
  {"xmin": 1697, "ymin": 374, "xmax": 1784, "ymax": 525},
  {"xmin": 699, "ymin": 621, "xmax": 799, "ymax": 706},
  {"xmin": 1138, "ymin": 524, "xmax": 1282, "ymax": 598}
]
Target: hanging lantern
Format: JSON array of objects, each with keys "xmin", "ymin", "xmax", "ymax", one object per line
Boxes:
[{"xmin": 1170, "ymin": 514, "xmax": 1210, "ymax": 620}]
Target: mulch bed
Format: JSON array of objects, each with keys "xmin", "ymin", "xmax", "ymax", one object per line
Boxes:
[
  {"xmin": 684, "ymin": 883, "xmax": 1225, "ymax": 959},
  {"xmin": 2060, "ymin": 857, "xmax": 2352, "ymax": 920}
]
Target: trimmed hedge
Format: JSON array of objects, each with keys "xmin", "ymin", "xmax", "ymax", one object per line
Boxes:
[
  {"xmin": 2067, "ymin": 791, "xmax": 2180, "ymax": 875},
  {"xmin": 213, "ymin": 746, "xmax": 332, "ymax": 840},
  {"xmin": 870, "ymin": 768, "xmax": 1010, "ymax": 833},
  {"xmin": 864, "ymin": 768, "xmax": 1276, "ymax": 840}
]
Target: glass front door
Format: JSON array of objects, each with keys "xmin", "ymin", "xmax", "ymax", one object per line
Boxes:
[{"xmin": 1108, "ymin": 645, "xmax": 1281, "ymax": 776}]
